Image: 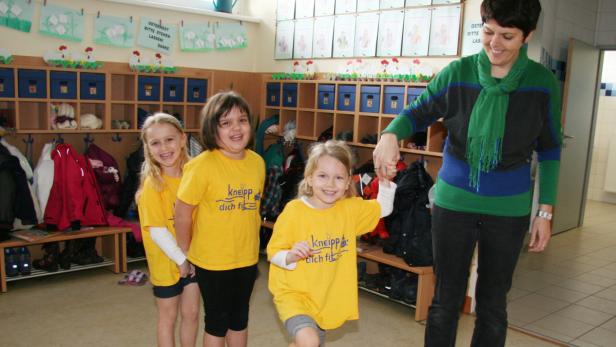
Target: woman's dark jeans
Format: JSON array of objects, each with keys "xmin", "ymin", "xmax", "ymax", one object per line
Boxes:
[{"xmin": 425, "ymin": 205, "xmax": 530, "ymax": 347}]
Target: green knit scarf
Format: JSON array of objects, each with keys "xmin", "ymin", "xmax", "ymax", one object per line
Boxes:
[{"xmin": 466, "ymin": 46, "xmax": 529, "ymax": 189}]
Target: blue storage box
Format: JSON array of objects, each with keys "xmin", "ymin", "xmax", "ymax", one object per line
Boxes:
[
  {"xmin": 337, "ymin": 85, "xmax": 356, "ymax": 111},
  {"xmin": 360, "ymin": 85, "xmax": 380, "ymax": 113},
  {"xmin": 187, "ymin": 78, "xmax": 207, "ymax": 102},
  {"xmin": 18, "ymin": 69, "xmax": 46, "ymax": 98},
  {"xmin": 80, "ymin": 73, "xmax": 105, "ymax": 100},
  {"xmin": 318, "ymin": 84, "xmax": 335, "ymax": 110},
  {"xmin": 163, "ymin": 77, "xmax": 184, "ymax": 102},
  {"xmin": 50, "ymin": 71, "xmax": 77, "ymax": 99},
  {"xmin": 407, "ymin": 87, "xmax": 424, "ymax": 106},
  {"xmin": 138, "ymin": 76, "xmax": 161, "ymax": 101},
  {"xmin": 383, "ymin": 86, "xmax": 405, "ymax": 114},
  {"xmin": 282, "ymin": 83, "xmax": 297, "ymax": 107},
  {"xmin": 0, "ymin": 68, "xmax": 14, "ymax": 98},
  {"xmin": 266, "ymin": 83, "xmax": 281, "ymax": 106}
]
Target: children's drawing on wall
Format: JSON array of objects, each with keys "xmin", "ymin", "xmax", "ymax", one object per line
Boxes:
[
  {"xmin": 428, "ymin": 5, "xmax": 460, "ymax": 56},
  {"xmin": 39, "ymin": 3, "xmax": 84, "ymax": 42},
  {"xmin": 402, "ymin": 8, "xmax": 430, "ymax": 56},
  {"xmin": 293, "ymin": 18, "xmax": 314, "ymax": 58},
  {"xmin": 94, "ymin": 15, "xmax": 135, "ymax": 48},
  {"xmin": 275, "ymin": 20, "xmax": 294, "ymax": 59},
  {"xmin": 357, "ymin": 0, "xmax": 379, "ymax": 12},
  {"xmin": 276, "ymin": 0, "xmax": 295, "ymax": 20},
  {"xmin": 333, "ymin": 15, "xmax": 355, "ymax": 57},
  {"xmin": 335, "ymin": 0, "xmax": 357, "ymax": 14},
  {"xmin": 377, "ymin": 10, "xmax": 403, "ymax": 56},
  {"xmin": 216, "ymin": 22, "xmax": 248, "ymax": 50},
  {"xmin": 315, "ymin": 0, "xmax": 335, "ymax": 16},
  {"xmin": 312, "ymin": 16, "xmax": 334, "ymax": 58},
  {"xmin": 180, "ymin": 23, "xmax": 216, "ymax": 51},
  {"xmin": 353, "ymin": 12, "xmax": 378, "ymax": 57},
  {"xmin": 0, "ymin": 0, "xmax": 33, "ymax": 32},
  {"xmin": 295, "ymin": 0, "xmax": 315, "ymax": 18}
]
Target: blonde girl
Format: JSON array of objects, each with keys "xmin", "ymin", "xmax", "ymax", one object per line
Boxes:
[
  {"xmin": 137, "ymin": 112, "xmax": 200, "ymax": 347},
  {"xmin": 267, "ymin": 140, "xmax": 396, "ymax": 347},
  {"xmin": 174, "ymin": 91, "xmax": 265, "ymax": 347}
]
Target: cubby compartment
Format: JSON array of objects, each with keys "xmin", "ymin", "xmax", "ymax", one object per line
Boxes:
[
  {"xmin": 0, "ymin": 68, "xmax": 15, "ymax": 98},
  {"xmin": 282, "ymin": 83, "xmax": 298, "ymax": 108},
  {"xmin": 317, "ymin": 84, "xmax": 335, "ymax": 110},
  {"xmin": 50, "ymin": 71, "xmax": 77, "ymax": 99},
  {"xmin": 111, "ymin": 74, "xmax": 135, "ymax": 101},
  {"xmin": 383, "ymin": 86, "xmax": 405, "ymax": 114},
  {"xmin": 278, "ymin": 109, "xmax": 297, "ymax": 136},
  {"xmin": 18, "ymin": 101, "xmax": 48, "ymax": 130},
  {"xmin": 379, "ymin": 116, "xmax": 394, "ymax": 135},
  {"xmin": 163, "ymin": 77, "xmax": 184, "ymax": 102},
  {"xmin": 402, "ymin": 131, "xmax": 427, "ymax": 151},
  {"xmin": 298, "ymin": 83, "xmax": 316, "ymax": 109},
  {"xmin": 138, "ymin": 76, "xmax": 161, "ymax": 101},
  {"xmin": 337, "ymin": 85, "xmax": 356, "ymax": 112},
  {"xmin": 360, "ymin": 85, "xmax": 381, "ymax": 113},
  {"xmin": 161, "ymin": 104, "xmax": 185, "ymax": 127},
  {"xmin": 266, "ymin": 82, "xmax": 281, "ymax": 107},
  {"xmin": 315, "ymin": 112, "xmax": 334, "ymax": 141},
  {"xmin": 427, "ymin": 120, "xmax": 447, "ymax": 153},
  {"xmin": 296, "ymin": 111, "xmax": 315, "ymax": 139},
  {"xmin": 187, "ymin": 78, "xmax": 207, "ymax": 103},
  {"xmin": 79, "ymin": 103, "xmax": 106, "ymax": 130},
  {"xmin": 110, "ymin": 103, "xmax": 135, "ymax": 130},
  {"xmin": 357, "ymin": 115, "xmax": 379, "ymax": 145},
  {"xmin": 18, "ymin": 69, "xmax": 46, "ymax": 98},
  {"xmin": 406, "ymin": 87, "xmax": 424, "ymax": 106},
  {"xmin": 185, "ymin": 105, "xmax": 202, "ymax": 130},
  {"xmin": 80, "ymin": 72, "xmax": 105, "ymax": 100},
  {"xmin": 333, "ymin": 113, "xmax": 354, "ymax": 141},
  {"xmin": 0, "ymin": 101, "xmax": 16, "ymax": 128}
]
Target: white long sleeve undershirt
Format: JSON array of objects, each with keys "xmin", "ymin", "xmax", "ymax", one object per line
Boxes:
[{"xmin": 150, "ymin": 227, "xmax": 187, "ymax": 266}]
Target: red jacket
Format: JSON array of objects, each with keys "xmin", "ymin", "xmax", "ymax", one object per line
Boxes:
[{"xmin": 44, "ymin": 143, "xmax": 107, "ymax": 230}]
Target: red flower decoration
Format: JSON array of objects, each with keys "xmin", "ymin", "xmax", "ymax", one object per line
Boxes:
[
  {"xmin": 59, "ymin": 45, "xmax": 67, "ymax": 50},
  {"xmin": 85, "ymin": 47, "xmax": 93, "ymax": 52},
  {"xmin": 392, "ymin": 57, "xmax": 399, "ymax": 63},
  {"xmin": 381, "ymin": 59, "xmax": 389, "ymax": 65},
  {"xmin": 413, "ymin": 59, "xmax": 420, "ymax": 64},
  {"xmin": 293, "ymin": 61, "xmax": 300, "ymax": 66},
  {"xmin": 133, "ymin": 50, "xmax": 140, "ymax": 56},
  {"xmin": 356, "ymin": 59, "xmax": 363, "ymax": 63},
  {"xmin": 306, "ymin": 60, "xmax": 314, "ymax": 65},
  {"xmin": 155, "ymin": 53, "xmax": 162, "ymax": 59}
]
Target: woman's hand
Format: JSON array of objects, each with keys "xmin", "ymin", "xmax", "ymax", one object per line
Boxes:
[
  {"xmin": 373, "ymin": 133, "xmax": 400, "ymax": 180},
  {"xmin": 286, "ymin": 241, "xmax": 317, "ymax": 265},
  {"xmin": 528, "ymin": 216, "xmax": 551, "ymax": 252}
]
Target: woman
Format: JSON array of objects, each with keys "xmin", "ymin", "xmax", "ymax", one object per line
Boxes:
[{"xmin": 373, "ymin": 0, "xmax": 561, "ymax": 346}]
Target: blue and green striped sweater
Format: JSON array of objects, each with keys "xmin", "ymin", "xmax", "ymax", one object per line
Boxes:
[{"xmin": 384, "ymin": 53, "xmax": 562, "ymax": 217}]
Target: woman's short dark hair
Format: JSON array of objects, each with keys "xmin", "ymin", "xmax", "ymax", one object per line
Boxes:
[
  {"xmin": 481, "ymin": 0, "xmax": 542, "ymax": 38},
  {"xmin": 199, "ymin": 91, "xmax": 253, "ymax": 150}
]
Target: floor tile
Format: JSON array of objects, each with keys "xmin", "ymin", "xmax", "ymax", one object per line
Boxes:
[
  {"xmin": 511, "ymin": 274, "xmax": 553, "ymax": 292},
  {"xmin": 536, "ymin": 285, "xmax": 589, "ymax": 303},
  {"xmin": 528, "ymin": 314, "xmax": 596, "ymax": 340},
  {"xmin": 556, "ymin": 278, "xmax": 605, "ymax": 295},
  {"xmin": 577, "ymin": 296, "xmax": 616, "ymax": 315},
  {"xmin": 594, "ymin": 287, "xmax": 616, "ymax": 302},
  {"xmin": 589, "ymin": 267, "xmax": 616, "ymax": 280},
  {"xmin": 577, "ymin": 327, "xmax": 616, "ymax": 346},
  {"xmin": 507, "ymin": 287, "xmax": 532, "ymax": 302},
  {"xmin": 570, "ymin": 338, "xmax": 603, "ymax": 346},
  {"xmin": 507, "ymin": 304, "xmax": 552, "ymax": 325},
  {"xmin": 554, "ymin": 304, "xmax": 614, "ymax": 326},
  {"xmin": 573, "ymin": 273, "xmax": 616, "ymax": 288},
  {"xmin": 508, "ymin": 293, "xmax": 571, "ymax": 313},
  {"xmin": 563, "ymin": 256, "xmax": 612, "ymax": 268},
  {"xmin": 599, "ymin": 316, "xmax": 616, "ymax": 332},
  {"xmin": 520, "ymin": 325, "xmax": 574, "ymax": 343}
]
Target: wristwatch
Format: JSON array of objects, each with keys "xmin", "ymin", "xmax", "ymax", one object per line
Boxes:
[{"xmin": 536, "ymin": 210, "xmax": 553, "ymax": 221}]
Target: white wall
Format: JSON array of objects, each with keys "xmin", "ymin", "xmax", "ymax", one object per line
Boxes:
[
  {"xmin": 0, "ymin": 0, "xmax": 260, "ymax": 71},
  {"xmin": 596, "ymin": 0, "xmax": 616, "ymax": 47}
]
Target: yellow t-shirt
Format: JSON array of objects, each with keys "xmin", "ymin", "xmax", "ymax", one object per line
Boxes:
[
  {"xmin": 137, "ymin": 174, "xmax": 182, "ymax": 286},
  {"xmin": 267, "ymin": 198, "xmax": 380, "ymax": 330},
  {"xmin": 177, "ymin": 149, "xmax": 265, "ymax": 270}
]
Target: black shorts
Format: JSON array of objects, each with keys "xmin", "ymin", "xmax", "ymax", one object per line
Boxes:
[
  {"xmin": 152, "ymin": 275, "xmax": 198, "ymax": 299},
  {"xmin": 195, "ymin": 264, "xmax": 258, "ymax": 337}
]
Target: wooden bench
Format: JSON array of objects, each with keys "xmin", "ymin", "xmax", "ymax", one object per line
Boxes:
[
  {"xmin": 0, "ymin": 226, "xmax": 132, "ymax": 293},
  {"xmin": 357, "ymin": 241, "xmax": 435, "ymax": 321}
]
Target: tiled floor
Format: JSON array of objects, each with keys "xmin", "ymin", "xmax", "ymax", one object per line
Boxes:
[{"xmin": 508, "ymin": 200, "xmax": 616, "ymax": 346}]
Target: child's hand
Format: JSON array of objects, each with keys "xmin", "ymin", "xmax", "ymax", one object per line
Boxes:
[
  {"xmin": 179, "ymin": 260, "xmax": 194, "ymax": 278},
  {"xmin": 286, "ymin": 241, "xmax": 316, "ymax": 265}
]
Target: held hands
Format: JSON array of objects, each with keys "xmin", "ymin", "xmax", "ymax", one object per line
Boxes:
[
  {"xmin": 373, "ymin": 133, "xmax": 400, "ymax": 180},
  {"xmin": 179, "ymin": 260, "xmax": 195, "ymax": 278},
  {"xmin": 528, "ymin": 216, "xmax": 551, "ymax": 252},
  {"xmin": 286, "ymin": 241, "xmax": 319, "ymax": 265}
]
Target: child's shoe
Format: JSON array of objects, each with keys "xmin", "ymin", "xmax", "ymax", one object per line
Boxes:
[
  {"xmin": 4, "ymin": 248, "xmax": 19, "ymax": 277},
  {"xmin": 17, "ymin": 247, "xmax": 31, "ymax": 276}
]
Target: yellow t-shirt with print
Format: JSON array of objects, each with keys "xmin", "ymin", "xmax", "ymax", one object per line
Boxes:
[
  {"xmin": 138, "ymin": 175, "xmax": 182, "ymax": 286},
  {"xmin": 267, "ymin": 197, "xmax": 380, "ymax": 330},
  {"xmin": 177, "ymin": 149, "xmax": 265, "ymax": 271}
]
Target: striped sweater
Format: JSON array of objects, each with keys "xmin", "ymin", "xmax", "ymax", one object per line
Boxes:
[{"xmin": 384, "ymin": 53, "xmax": 562, "ymax": 217}]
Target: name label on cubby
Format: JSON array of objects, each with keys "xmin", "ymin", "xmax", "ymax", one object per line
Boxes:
[
  {"xmin": 60, "ymin": 82, "xmax": 68, "ymax": 94},
  {"xmin": 28, "ymin": 80, "xmax": 37, "ymax": 93},
  {"xmin": 0, "ymin": 81, "xmax": 4, "ymax": 93},
  {"xmin": 323, "ymin": 93, "xmax": 329, "ymax": 105},
  {"xmin": 193, "ymin": 88, "xmax": 200, "ymax": 98},
  {"xmin": 391, "ymin": 96, "xmax": 398, "ymax": 109},
  {"xmin": 89, "ymin": 83, "xmax": 97, "ymax": 95},
  {"xmin": 170, "ymin": 86, "xmax": 176, "ymax": 97},
  {"xmin": 367, "ymin": 95, "xmax": 373, "ymax": 108},
  {"xmin": 343, "ymin": 94, "xmax": 351, "ymax": 106},
  {"xmin": 145, "ymin": 84, "xmax": 153, "ymax": 97}
]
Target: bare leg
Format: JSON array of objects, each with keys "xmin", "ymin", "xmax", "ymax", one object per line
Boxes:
[
  {"xmin": 291, "ymin": 327, "xmax": 320, "ymax": 347},
  {"xmin": 225, "ymin": 328, "xmax": 248, "ymax": 347},
  {"xmin": 156, "ymin": 296, "xmax": 180, "ymax": 347},
  {"xmin": 179, "ymin": 283, "xmax": 200, "ymax": 347},
  {"xmin": 203, "ymin": 333, "xmax": 225, "ymax": 347}
]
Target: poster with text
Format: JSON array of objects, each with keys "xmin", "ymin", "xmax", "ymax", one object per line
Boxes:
[
  {"xmin": 293, "ymin": 18, "xmax": 314, "ymax": 58},
  {"xmin": 94, "ymin": 15, "xmax": 135, "ymax": 48},
  {"xmin": 428, "ymin": 5, "xmax": 460, "ymax": 56},
  {"xmin": 314, "ymin": 0, "xmax": 335, "ymax": 16},
  {"xmin": 275, "ymin": 20, "xmax": 294, "ymax": 59},
  {"xmin": 0, "ymin": 0, "xmax": 33, "ymax": 32},
  {"xmin": 137, "ymin": 17, "xmax": 176, "ymax": 54},
  {"xmin": 332, "ymin": 15, "xmax": 356, "ymax": 57},
  {"xmin": 380, "ymin": 0, "xmax": 404, "ymax": 9},
  {"xmin": 277, "ymin": 0, "xmax": 295, "ymax": 20},
  {"xmin": 216, "ymin": 22, "xmax": 247, "ymax": 50},
  {"xmin": 295, "ymin": 0, "xmax": 314, "ymax": 18},
  {"xmin": 313, "ymin": 16, "xmax": 334, "ymax": 58},
  {"xmin": 377, "ymin": 10, "xmax": 403, "ymax": 56},
  {"xmin": 335, "ymin": 0, "xmax": 357, "ymax": 14},
  {"xmin": 353, "ymin": 12, "xmax": 378, "ymax": 57},
  {"xmin": 180, "ymin": 23, "xmax": 216, "ymax": 51},
  {"xmin": 402, "ymin": 8, "xmax": 430, "ymax": 56},
  {"xmin": 405, "ymin": 0, "xmax": 431, "ymax": 6},
  {"xmin": 357, "ymin": 0, "xmax": 379, "ymax": 12},
  {"xmin": 39, "ymin": 4, "xmax": 84, "ymax": 41}
]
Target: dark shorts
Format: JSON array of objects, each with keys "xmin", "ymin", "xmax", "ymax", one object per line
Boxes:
[
  {"xmin": 195, "ymin": 264, "xmax": 258, "ymax": 337},
  {"xmin": 152, "ymin": 275, "xmax": 198, "ymax": 299}
]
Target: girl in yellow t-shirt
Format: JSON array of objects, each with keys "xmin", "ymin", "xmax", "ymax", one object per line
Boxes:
[
  {"xmin": 267, "ymin": 140, "xmax": 396, "ymax": 347},
  {"xmin": 175, "ymin": 91, "xmax": 265, "ymax": 347},
  {"xmin": 136, "ymin": 113, "xmax": 200, "ymax": 347}
]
